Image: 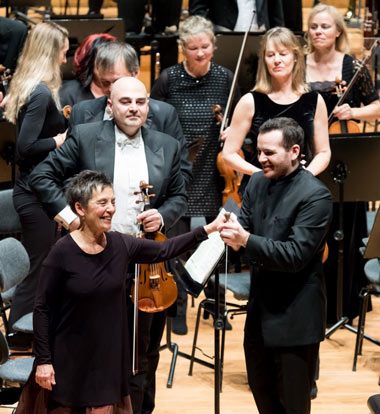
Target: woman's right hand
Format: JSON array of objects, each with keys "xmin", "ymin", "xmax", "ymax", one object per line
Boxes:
[
  {"xmin": 54, "ymin": 130, "xmax": 67, "ymax": 148},
  {"xmin": 35, "ymin": 364, "xmax": 56, "ymax": 390}
]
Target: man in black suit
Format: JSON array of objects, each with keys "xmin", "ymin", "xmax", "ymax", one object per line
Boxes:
[
  {"xmin": 189, "ymin": 0, "xmax": 284, "ymax": 31},
  {"xmin": 63, "ymin": 41, "xmax": 192, "ymax": 187},
  {"xmin": 219, "ymin": 117, "xmax": 332, "ymax": 414},
  {"xmin": 30, "ymin": 77, "xmax": 187, "ymax": 414}
]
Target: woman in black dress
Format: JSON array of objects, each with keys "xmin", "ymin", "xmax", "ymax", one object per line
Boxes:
[
  {"xmin": 305, "ymin": 4, "xmax": 380, "ymax": 324},
  {"xmin": 16, "ymin": 170, "xmax": 221, "ymax": 414},
  {"xmin": 150, "ymin": 15, "xmax": 240, "ymax": 333},
  {"xmin": 4, "ymin": 22, "xmax": 69, "ymax": 338},
  {"xmin": 222, "ymin": 26, "xmax": 330, "ymax": 179}
]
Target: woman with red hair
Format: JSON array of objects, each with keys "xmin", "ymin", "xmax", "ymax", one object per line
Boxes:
[{"xmin": 60, "ymin": 33, "xmax": 116, "ymax": 107}]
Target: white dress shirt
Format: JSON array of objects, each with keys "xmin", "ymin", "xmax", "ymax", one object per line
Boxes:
[{"xmin": 111, "ymin": 126, "xmax": 149, "ymax": 236}]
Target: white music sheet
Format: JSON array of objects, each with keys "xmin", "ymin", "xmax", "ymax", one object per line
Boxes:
[{"xmin": 184, "ymin": 209, "xmax": 226, "ymax": 285}]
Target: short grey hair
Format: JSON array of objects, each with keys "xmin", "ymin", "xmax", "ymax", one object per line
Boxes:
[
  {"xmin": 95, "ymin": 41, "xmax": 140, "ymax": 76},
  {"xmin": 178, "ymin": 15, "xmax": 215, "ymax": 48},
  {"xmin": 66, "ymin": 170, "xmax": 113, "ymax": 213}
]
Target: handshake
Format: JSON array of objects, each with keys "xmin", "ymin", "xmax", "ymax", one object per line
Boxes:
[{"xmin": 204, "ymin": 212, "xmax": 250, "ymax": 251}]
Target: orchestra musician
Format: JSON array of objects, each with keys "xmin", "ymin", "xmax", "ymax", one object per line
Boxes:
[
  {"xmin": 67, "ymin": 41, "xmax": 192, "ymax": 188},
  {"xmin": 150, "ymin": 14, "xmax": 241, "ymax": 334},
  {"xmin": 222, "ymin": 26, "xmax": 330, "ymax": 183},
  {"xmin": 59, "ymin": 33, "xmax": 117, "ymax": 108},
  {"xmin": 305, "ymin": 4, "xmax": 380, "ymax": 123},
  {"xmin": 4, "ymin": 22, "xmax": 69, "ymax": 348},
  {"xmin": 305, "ymin": 4, "xmax": 380, "ymax": 324},
  {"xmin": 29, "ymin": 77, "xmax": 187, "ymax": 414},
  {"xmin": 16, "ymin": 169, "xmax": 221, "ymax": 414},
  {"xmin": 219, "ymin": 117, "xmax": 333, "ymax": 414}
]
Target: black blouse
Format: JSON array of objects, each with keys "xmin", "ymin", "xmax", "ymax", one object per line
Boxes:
[
  {"xmin": 16, "ymin": 82, "xmax": 66, "ymax": 190},
  {"xmin": 246, "ymin": 91, "xmax": 318, "ymax": 167},
  {"xmin": 309, "ymin": 54, "xmax": 379, "ymax": 116}
]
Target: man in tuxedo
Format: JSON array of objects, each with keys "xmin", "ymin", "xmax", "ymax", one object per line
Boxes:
[
  {"xmin": 189, "ymin": 0, "xmax": 284, "ymax": 31},
  {"xmin": 219, "ymin": 117, "xmax": 332, "ymax": 414},
  {"xmin": 65, "ymin": 40, "xmax": 192, "ymax": 187},
  {"xmin": 30, "ymin": 77, "xmax": 187, "ymax": 414}
]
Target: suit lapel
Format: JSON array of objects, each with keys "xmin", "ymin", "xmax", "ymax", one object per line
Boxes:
[
  {"xmin": 84, "ymin": 96, "xmax": 108, "ymax": 123},
  {"xmin": 143, "ymin": 127, "xmax": 164, "ymax": 205},
  {"xmin": 95, "ymin": 120, "xmax": 116, "ymax": 181}
]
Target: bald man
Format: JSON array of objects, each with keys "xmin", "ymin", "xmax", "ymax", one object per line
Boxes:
[{"xmin": 30, "ymin": 77, "xmax": 187, "ymax": 414}]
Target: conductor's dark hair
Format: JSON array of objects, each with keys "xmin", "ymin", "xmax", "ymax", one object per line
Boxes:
[
  {"xmin": 258, "ymin": 117, "xmax": 304, "ymax": 155},
  {"xmin": 66, "ymin": 170, "xmax": 113, "ymax": 213}
]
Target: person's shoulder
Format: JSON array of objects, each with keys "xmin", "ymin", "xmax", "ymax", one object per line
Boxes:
[
  {"xmin": 142, "ymin": 125, "xmax": 178, "ymax": 146},
  {"xmin": 72, "ymin": 95, "xmax": 106, "ymax": 111},
  {"xmin": 60, "ymin": 79, "xmax": 81, "ymax": 93},
  {"xmin": 44, "ymin": 234, "xmax": 72, "ymax": 264},
  {"xmin": 28, "ymin": 82, "xmax": 52, "ymax": 105},
  {"xmin": 148, "ymin": 97, "xmax": 174, "ymax": 113},
  {"xmin": 33, "ymin": 82, "xmax": 51, "ymax": 95},
  {"xmin": 298, "ymin": 169, "xmax": 332, "ymax": 199},
  {"xmin": 212, "ymin": 61, "xmax": 233, "ymax": 76}
]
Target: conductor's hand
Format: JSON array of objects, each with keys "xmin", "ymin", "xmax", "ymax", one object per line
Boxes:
[
  {"xmin": 332, "ymin": 103, "xmax": 353, "ymax": 120},
  {"xmin": 36, "ymin": 364, "xmax": 56, "ymax": 390},
  {"xmin": 137, "ymin": 209, "xmax": 162, "ymax": 232},
  {"xmin": 218, "ymin": 213, "xmax": 250, "ymax": 251}
]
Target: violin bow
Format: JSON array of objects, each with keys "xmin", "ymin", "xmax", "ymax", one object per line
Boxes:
[
  {"xmin": 328, "ymin": 38, "xmax": 380, "ymax": 125},
  {"xmin": 132, "ymin": 182, "xmax": 154, "ymax": 374},
  {"xmin": 219, "ymin": 10, "xmax": 257, "ymax": 138}
]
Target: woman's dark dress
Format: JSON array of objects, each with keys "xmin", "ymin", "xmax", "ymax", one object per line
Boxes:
[
  {"xmin": 16, "ymin": 227, "xmax": 208, "ymax": 412},
  {"xmin": 246, "ymin": 91, "xmax": 318, "ymax": 167},
  {"xmin": 150, "ymin": 61, "xmax": 238, "ymax": 217},
  {"xmin": 10, "ymin": 82, "xmax": 66, "ymax": 328},
  {"xmin": 309, "ymin": 54, "xmax": 379, "ymax": 323}
]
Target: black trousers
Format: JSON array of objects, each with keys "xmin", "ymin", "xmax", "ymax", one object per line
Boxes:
[
  {"xmin": 244, "ymin": 311, "xmax": 319, "ymax": 414},
  {"xmin": 127, "ymin": 284, "xmax": 167, "ymax": 414},
  {"xmin": 10, "ymin": 184, "xmax": 58, "ymax": 327},
  {"xmin": 118, "ymin": 0, "xmax": 182, "ymax": 33}
]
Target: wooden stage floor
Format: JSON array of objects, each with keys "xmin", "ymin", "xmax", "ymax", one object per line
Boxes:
[
  {"xmin": 153, "ymin": 291, "xmax": 380, "ymax": 414},
  {"xmin": 1, "ymin": 290, "xmax": 380, "ymax": 413}
]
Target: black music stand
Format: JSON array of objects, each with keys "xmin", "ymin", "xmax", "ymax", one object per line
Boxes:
[{"xmin": 319, "ymin": 134, "xmax": 380, "ymax": 338}]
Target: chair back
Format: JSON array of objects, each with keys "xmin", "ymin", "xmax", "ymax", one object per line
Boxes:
[
  {"xmin": 219, "ymin": 272, "xmax": 251, "ymax": 301},
  {"xmin": 0, "ymin": 238, "xmax": 29, "ymax": 292},
  {"xmin": 0, "ymin": 327, "xmax": 9, "ymax": 365},
  {"xmin": 0, "ymin": 189, "xmax": 21, "ymax": 235}
]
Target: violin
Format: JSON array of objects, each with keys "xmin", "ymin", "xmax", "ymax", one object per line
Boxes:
[
  {"xmin": 131, "ymin": 181, "xmax": 178, "ymax": 313},
  {"xmin": 328, "ymin": 38, "xmax": 380, "ymax": 134},
  {"xmin": 214, "ymin": 105, "xmax": 244, "ymax": 206},
  {"xmin": 328, "ymin": 78, "xmax": 360, "ymax": 134},
  {"xmin": 215, "ymin": 12, "xmax": 256, "ymax": 206}
]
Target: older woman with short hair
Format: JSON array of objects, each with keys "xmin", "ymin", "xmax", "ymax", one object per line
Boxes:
[{"xmin": 16, "ymin": 170, "xmax": 221, "ymax": 414}]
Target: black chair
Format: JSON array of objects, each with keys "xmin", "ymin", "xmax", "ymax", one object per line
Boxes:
[
  {"xmin": 368, "ymin": 394, "xmax": 380, "ymax": 413},
  {"xmin": 352, "ymin": 258, "xmax": 380, "ymax": 371},
  {"xmin": 352, "ymin": 209, "xmax": 380, "ymax": 371},
  {"xmin": 0, "ymin": 324, "xmax": 34, "ymax": 407},
  {"xmin": 188, "ymin": 272, "xmax": 250, "ymax": 384},
  {"xmin": 0, "ymin": 237, "xmax": 29, "ymax": 338}
]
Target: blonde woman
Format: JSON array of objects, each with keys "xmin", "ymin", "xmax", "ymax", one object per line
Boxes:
[
  {"xmin": 223, "ymin": 26, "xmax": 330, "ymax": 180},
  {"xmin": 4, "ymin": 22, "xmax": 69, "ymax": 343},
  {"xmin": 305, "ymin": 4, "xmax": 380, "ymax": 121},
  {"xmin": 305, "ymin": 4, "xmax": 380, "ymax": 327}
]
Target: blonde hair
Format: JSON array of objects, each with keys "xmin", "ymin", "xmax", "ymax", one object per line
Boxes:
[
  {"xmin": 254, "ymin": 27, "xmax": 309, "ymax": 95},
  {"xmin": 5, "ymin": 22, "xmax": 68, "ymax": 124},
  {"xmin": 178, "ymin": 15, "xmax": 216, "ymax": 48},
  {"xmin": 304, "ymin": 4, "xmax": 350, "ymax": 54}
]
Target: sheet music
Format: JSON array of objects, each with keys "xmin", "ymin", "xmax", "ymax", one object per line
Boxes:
[{"xmin": 184, "ymin": 209, "xmax": 226, "ymax": 284}]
